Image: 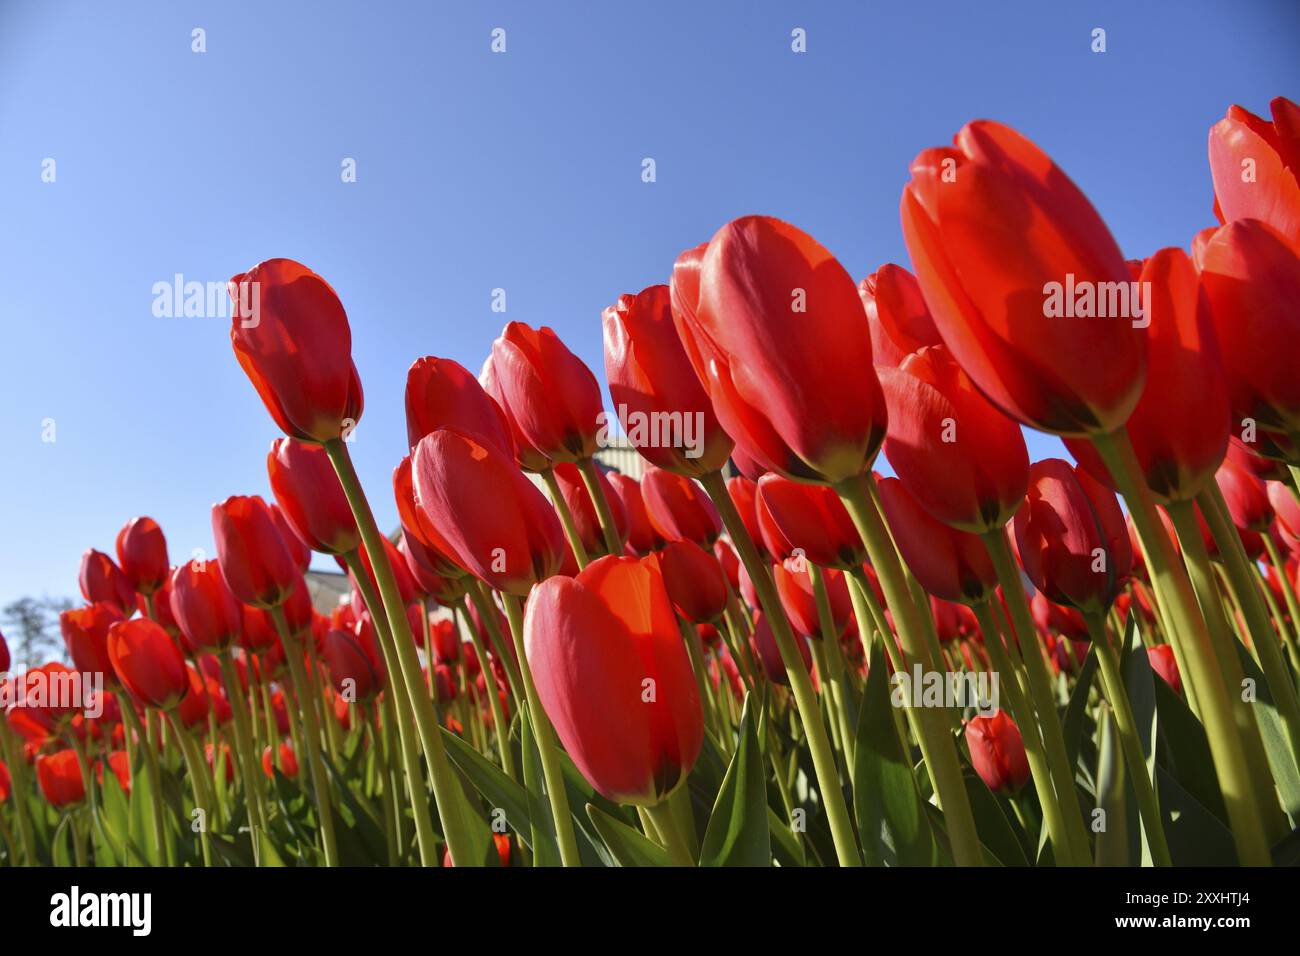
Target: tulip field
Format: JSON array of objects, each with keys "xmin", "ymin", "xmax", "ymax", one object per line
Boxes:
[{"xmin": 4, "ymin": 60, "xmax": 1300, "ymax": 876}]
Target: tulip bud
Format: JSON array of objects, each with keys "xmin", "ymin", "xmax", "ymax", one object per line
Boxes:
[
  {"xmin": 169, "ymin": 560, "xmax": 242, "ymax": 653},
  {"xmin": 36, "ymin": 750, "xmax": 86, "ymax": 808},
  {"xmin": 107, "ymin": 619, "xmax": 190, "ymax": 710},
  {"xmin": 550, "ymin": 461, "xmax": 628, "ymax": 556},
  {"xmin": 228, "ymin": 258, "xmax": 364, "ymax": 443},
  {"xmin": 1208, "ymin": 97, "xmax": 1300, "ymax": 252},
  {"xmin": 755, "ymin": 474, "xmax": 866, "ymax": 569},
  {"xmin": 655, "ymin": 540, "xmax": 729, "ymax": 624},
  {"xmin": 115, "ymin": 517, "xmax": 170, "ymax": 595},
  {"xmin": 212, "ymin": 495, "xmax": 301, "ymax": 609},
  {"xmin": 78, "ymin": 549, "xmax": 136, "ymax": 616},
  {"xmin": 965, "ymin": 710, "xmax": 1031, "ymax": 795},
  {"xmin": 267, "ymin": 438, "xmax": 361, "ymax": 556},
  {"xmin": 877, "ymin": 477, "xmax": 996, "ymax": 604},
  {"xmin": 607, "ymin": 473, "xmax": 662, "ymax": 554},
  {"xmin": 640, "ymin": 466, "xmax": 721, "ymax": 546},
  {"xmin": 406, "ymin": 355, "xmax": 517, "ymax": 456},
  {"xmin": 859, "ymin": 263, "xmax": 944, "ymax": 369},
  {"xmin": 1147, "ymin": 644, "xmax": 1183, "ymax": 695},
  {"xmin": 524, "ymin": 555, "xmax": 703, "ymax": 805},
  {"xmin": 60, "ymin": 603, "xmax": 127, "ymax": 688}
]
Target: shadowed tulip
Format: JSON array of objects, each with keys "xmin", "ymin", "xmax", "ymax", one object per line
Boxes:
[
  {"xmin": 524, "ymin": 555, "xmax": 703, "ymax": 805},
  {"xmin": 59, "ymin": 603, "xmax": 127, "ymax": 687},
  {"xmin": 713, "ymin": 538, "xmax": 740, "ymax": 589},
  {"xmin": 965, "ymin": 710, "xmax": 1031, "ymax": 795},
  {"xmin": 398, "ymin": 534, "xmax": 468, "ymax": 605},
  {"xmin": 394, "ymin": 454, "xmax": 468, "ymax": 580},
  {"xmin": 1208, "ymin": 97, "xmax": 1300, "ymax": 251},
  {"xmin": 264, "ymin": 741, "xmax": 299, "ymax": 779},
  {"xmin": 405, "ymin": 355, "xmax": 516, "ymax": 456},
  {"xmin": 607, "ymin": 473, "xmax": 662, "ymax": 554},
  {"xmin": 877, "ymin": 477, "xmax": 996, "ymax": 604},
  {"xmin": 268, "ymin": 438, "xmax": 361, "ymax": 556},
  {"xmin": 412, "ymin": 428, "xmax": 565, "ymax": 596},
  {"xmin": 115, "ymin": 517, "xmax": 169, "ymax": 596},
  {"xmin": 323, "ymin": 622, "xmax": 386, "ymax": 702},
  {"xmin": 1227, "ymin": 435, "xmax": 1291, "ymax": 482},
  {"xmin": 655, "ymin": 540, "xmax": 729, "ymax": 624},
  {"xmin": 879, "ymin": 345, "xmax": 1029, "ymax": 532},
  {"xmin": 1147, "ymin": 644, "xmax": 1183, "ymax": 695},
  {"xmin": 725, "ymin": 476, "xmax": 765, "ymax": 554},
  {"xmin": 1200, "ymin": 218, "xmax": 1300, "ymax": 435},
  {"xmin": 641, "ymin": 466, "xmax": 722, "ymax": 546},
  {"xmin": 602, "ymin": 284, "xmax": 733, "ymax": 476},
  {"xmin": 268, "ymin": 502, "xmax": 311, "ymax": 574},
  {"xmin": 551, "ymin": 462, "xmax": 628, "ymax": 556},
  {"xmin": 212, "ymin": 496, "xmax": 301, "ymax": 609},
  {"xmin": 0, "ymin": 630, "xmax": 9, "ymax": 674},
  {"xmin": 750, "ymin": 610, "xmax": 812, "ymax": 686},
  {"xmin": 169, "ymin": 560, "xmax": 242, "ymax": 653},
  {"xmin": 901, "ymin": 120, "xmax": 1146, "ymax": 436},
  {"xmin": 36, "ymin": 750, "xmax": 85, "ymax": 808},
  {"xmin": 78, "ymin": 549, "xmax": 135, "ymax": 616},
  {"xmin": 773, "ymin": 560, "xmax": 853, "ymax": 640},
  {"xmin": 1065, "ymin": 248, "xmax": 1229, "ymax": 502},
  {"xmin": 228, "ymin": 258, "xmax": 363, "ymax": 443},
  {"xmin": 1215, "ymin": 456, "xmax": 1273, "ymax": 533},
  {"xmin": 107, "ymin": 619, "xmax": 189, "ymax": 710},
  {"xmin": 671, "ymin": 216, "xmax": 888, "ymax": 482},
  {"xmin": 1268, "ymin": 482, "xmax": 1300, "ymax": 552},
  {"xmin": 1013, "ymin": 459, "xmax": 1133, "ymax": 615},
  {"xmin": 488, "ymin": 322, "xmax": 603, "ymax": 463},
  {"xmin": 755, "ymin": 473, "xmax": 866, "ymax": 569}
]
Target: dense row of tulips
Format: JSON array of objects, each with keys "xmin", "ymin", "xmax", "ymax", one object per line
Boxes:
[{"xmin": 2, "ymin": 96, "xmax": 1299, "ymax": 867}]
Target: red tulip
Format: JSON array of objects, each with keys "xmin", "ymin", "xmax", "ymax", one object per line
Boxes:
[
  {"xmin": 524, "ymin": 555, "xmax": 703, "ymax": 805},
  {"xmin": 877, "ymin": 477, "xmax": 996, "ymax": 605},
  {"xmin": 713, "ymin": 538, "xmax": 740, "ymax": 589},
  {"xmin": 398, "ymin": 534, "xmax": 467, "ymax": 605},
  {"xmin": 1200, "ymin": 218, "xmax": 1300, "ymax": 435},
  {"xmin": 602, "ymin": 284, "xmax": 733, "ymax": 476},
  {"xmin": 1013, "ymin": 459, "xmax": 1132, "ymax": 616},
  {"xmin": 725, "ymin": 477, "xmax": 765, "ymax": 554},
  {"xmin": 212, "ymin": 495, "xmax": 301, "ymax": 609},
  {"xmin": 901, "ymin": 120, "xmax": 1145, "ymax": 436},
  {"xmin": 0, "ymin": 760, "xmax": 11, "ymax": 802},
  {"xmin": 1268, "ymin": 482, "xmax": 1300, "ymax": 551},
  {"xmin": 1065, "ymin": 248, "xmax": 1229, "ymax": 502},
  {"xmin": 177, "ymin": 666, "xmax": 230, "ymax": 729},
  {"xmin": 773, "ymin": 560, "xmax": 852, "ymax": 640},
  {"xmin": 412, "ymin": 428, "xmax": 565, "ymax": 596},
  {"xmin": 754, "ymin": 474, "xmax": 866, "ymax": 570},
  {"xmin": 433, "ymin": 664, "xmax": 458, "ymax": 704},
  {"xmin": 655, "ymin": 540, "xmax": 729, "ymax": 624},
  {"xmin": 878, "ymin": 345, "xmax": 1029, "ymax": 532},
  {"xmin": 78, "ymin": 549, "xmax": 135, "ymax": 615},
  {"xmin": 1029, "ymin": 590, "xmax": 1089, "ymax": 643},
  {"xmin": 239, "ymin": 605, "xmax": 278, "ymax": 654},
  {"xmin": 671, "ymin": 216, "xmax": 887, "ymax": 483},
  {"xmin": 1208, "ymin": 97, "xmax": 1300, "ymax": 252},
  {"xmin": 107, "ymin": 619, "xmax": 190, "ymax": 710},
  {"xmin": 322, "ymin": 622, "xmax": 386, "ymax": 702},
  {"xmin": 0, "ymin": 630, "xmax": 9, "ymax": 674},
  {"xmin": 59, "ymin": 603, "xmax": 127, "ymax": 686},
  {"xmin": 169, "ymin": 560, "xmax": 242, "ymax": 653},
  {"xmin": 405, "ymin": 355, "xmax": 516, "ymax": 456},
  {"xmin": 114, "ymin": 517, "xmax": 169, "ymax": 595},
  {"xmin": 393, "ymin": 454, "xmax": 468, "ymax": 580},
  {"xmin": 228, "ymin": 258, "xmax": 363, "ymax": 443},
  {"xmin": 607, "ymin": 473, "xmax": 662, "ymax": 554},
  {"xmin": 1215, "ymin": 457, "xmax": 1273, "ymax": 533},
  {"xmin": 36, "ymin": 750, "xmax": 85, "ymax": 808},
  {"xmin": 550, "ymin": 461, "xmax": 628, "ymax": 556},
  {"xmin": 640, "ymin": 466, "xmax": 721, "ymax": 546},
  {"xmin": 965, "ymin": 710, "xmax": 1031, "ymax": 795},
  {"xmin": 267, "ymin": 438, "xmax": 360, "ymax": 556},
  {"xmin": 206, "ymin": 743, "xmax": 235, "ymax": 784},
  {"xmin": 264, "ymin": 741, "xmax": 299, "ymax": 779},
  {"xmin": 1228, "ymin": 434, "xmax": 1291, "ymax": 482},
  {"xmin": 859, "ymin": 263, "xmax": 943, "ymax": 368},
  {"xmin": 750, "ymin": 610, "xmax": 812, "ymax": 686},
  {"xmin": 487, "ymin": 322, "xmax": 603, "ymax": 463},
  {"xmin": 350, "ymin": 534, "xmax": 417, "ymax": 611},
  {"xmin": 1147, "ymin": 645, "xmax": 1183, "ymax": 696}
]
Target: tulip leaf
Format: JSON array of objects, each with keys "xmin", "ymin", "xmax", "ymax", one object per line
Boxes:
[
  {"xmin": 1093, "ymin": 704, "xmax": 1131, "ymax": 866},
  {"xmin": 768, "ymin": 806, "xmax": 806, "ymax": 867},
  {"xmin": 961, "ymin": 770, "xmax": 1028, "ymax": 867},
  {"xmin": 519, "ymin": 710, "xmax": 562, "ymax": 867},
  {"xmin": 1154, "ymin": 765, "xmax": 1237, "ymax": 865},
  {"xmin": 585, "ymin": 803, "xmax": 673, "ymax": 867},
  {"xmin": 1062, "ymin": 644, "xmax": 1099, "ymax": 789},
  {"xmin": 698, "ymin": 692, "xmax": 770, "ymax": 866},
  {"xmin": 441, "ymin": 725, "xmax": 533, "ymax": 838},
  {"xmin": 1150, "ymin": 676, "xmax": 1227, "ymax": 823},
  {"xmin": 1234, "ymin": 642, "xmax": 1300, "ymax": 821},
  {"xmin": 853, "ymin": 636, "xmax": 934, "ymax": 866},
  {"xmin": 1270, "ymin": 824, "xmax": 1300, "ymax": 866}
]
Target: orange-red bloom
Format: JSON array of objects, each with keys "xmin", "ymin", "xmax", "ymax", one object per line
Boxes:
[
  {"xmin": 671, "ymin": 217, "xmax": 887, "ymax": 483},
  {"xmin": 655, "ymin": 540, "xmax": 729, "ymax": 624},
  {"xmin": 169, "ymin": 560, "xmax": 242, "ymax": 653},
  {"xmin": 412, "ymin": 428, "xmax": 565, "ymax": 596},
  {"xmin": 59, "ymin": 603, "xmax": 127, "ymax": 687},
  {"xmin": 107, "ymin": 619, "xmax": 190, "ymax": 710},
  {"xmin": 115, "ymin": 517, "xmax": 169, "ymax": 596},
  {"xmin": 640, "ymin": 466, "xmax": 721, "ymax": 546},
  {"xmin": 1208, "ymin": 97, "xmax": 1300, "ymax": 252},
  {"xmin": 78, "ymin": 549, "xmax": 135, "ymax": 616},
  {"xmin": 267, "ymin": 438, "xmax": 360, "ymax": 556},
  {"xmin": 877, "ymin": 477, "xmax": 996, "ymax": 605},
  {"xmin": 755, "ymin": 474, "xmax": 866, "ymax": 570},
  {"xmin": 901, "ymin": 121, "xmax": 1145, "ymax": 436},
  {"xmin": 405, "ymin": 355, "xmax": 516, "ymax": 456},
  {"xmin": 212, "ymin": 495, "xmax": 301, "ymax": 609},
  {"xmin": 602, "ymin": 284, "xmax": 733, "ymax": 476},
  {"xmin": 524, "ymin": 555, "xmax": 702, "ymax": 805},
  {"xmin": 859, "ymin": 263, "xmax": 943, "ymax": 368},
  {"xmin": 36, "ymin": 750, "xmax": 85, "ymax": 808},
  {"xmin": 228, "ymin": 258, "xmax": 363, "ymax": 443}
]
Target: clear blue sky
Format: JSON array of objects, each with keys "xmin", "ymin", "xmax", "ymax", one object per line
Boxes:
[{"xmin": 1, "ymin": 0, "xmax": 1296, "ymax": 612}]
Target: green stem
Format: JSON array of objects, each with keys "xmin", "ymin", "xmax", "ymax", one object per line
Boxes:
[
  {"xmin": 325, "ymin": 439, "xmax": 479, "ymax": 866},
  {"xmin": 0, "ymin": 717, "xmax": 38, "ymax": 865},
  {"xmin": 576, "ymin": 457, "xmax": 624, "ymax": 556},
  {"xmin": 701, "ymin": 470, "xmax": 862, "ymax": 866},
  {"xmin": 835, "ymin": 473, "xmax": 981, "ymax": 866},
  {"xmin": 452, "ymin": 599, "xmax": 518, "ymax": 781},
  {"xmin": 644, "ymin": 797, "xmax": 696, "ymax": 866},
  {"xmin": 164, "ymin": 711, "xmax": 214, "ymax": 867},
  {"xmin": 981, "ymin": 530, "xmax": 1094, "ymax": 866},
  {"xmin": 218, "ymin": 649, "xmax": 266, "ymax": 858},
  {"xmin": 972, "ymin": 600, "xmax": 1081, "ymax": 867},
  {"xmin": 810, "ymin": 565, "xmax": 857, "ymax": 767},
  {"xmin": 1090, "ymin": 429, "xmax": 1272, "ymax": 865},
  {"xmin": 541, "ymin": 468, "xmax": 591, "ymax": 568},
  {"xmin": 342, "ymin": 549, "xmax": 440, "ymax": 866},
  {"xmin": 500, "ymin": 592, "xmax": 583, "ymax": 866},
  {"xmin": 1083, "ymin": 614, "xmax": 1172, "ymax": 866},
  {"xmin": 466, "ymin": 579, "xmax": 524, "ymax": 705},
  {"xmin": 120, "ymin": 695, "xmax": 169, "ymax": 865}
]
